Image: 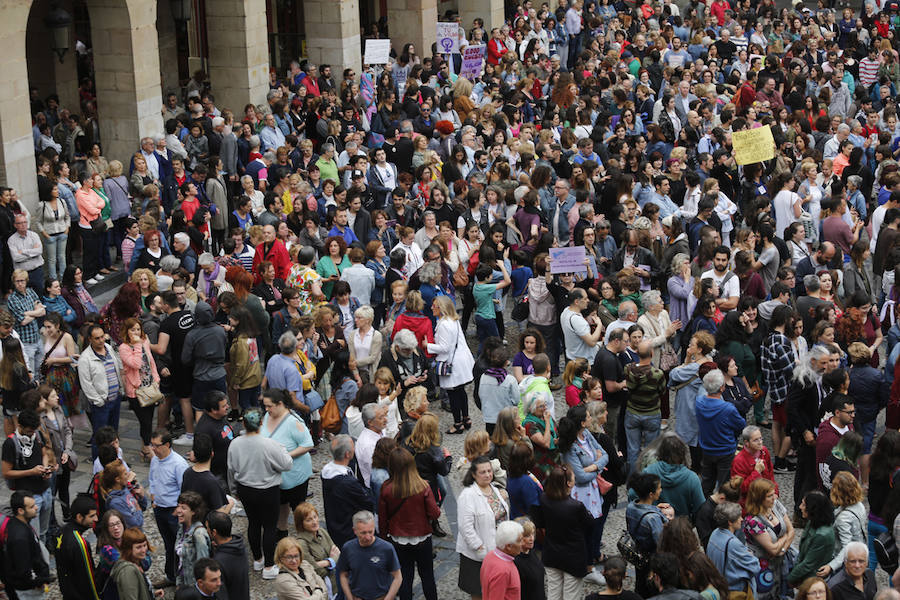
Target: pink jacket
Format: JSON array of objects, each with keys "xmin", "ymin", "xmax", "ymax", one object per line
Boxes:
[
  {"xmin": 75, "ymin": 187, "xmax": 104, "ymax": 228},
  {"xmin": 118, "ymin": 338, "xmax": 160, "ymax": 398}
]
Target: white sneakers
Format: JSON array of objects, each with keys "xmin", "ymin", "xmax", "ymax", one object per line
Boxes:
[
  {"xmin": 253, "ymin": 558, "xmax": 264, "ymax": 571},
  {"xmin": 585, "ymin": 570, "xmax": 607, "ymax": 587},
  {"xmin": 172, "ymin": 433, "xmax": 194, "ymax": 446},
  {"xmin": 262, "ymin": 565, "xmax": 279, "ymax": 580}
]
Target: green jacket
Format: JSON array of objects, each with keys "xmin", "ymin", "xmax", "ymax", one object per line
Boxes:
[
  {"xmin": 110, "ymin": 559, "xmax": 152, "ymax": 600},
  {"xmin": 788, "ymin": 525, "xmax": 835, "ymax": 585}
]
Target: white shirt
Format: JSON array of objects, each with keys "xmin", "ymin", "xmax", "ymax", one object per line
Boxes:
[
  {"xmin": 701, "ymin": 268, "xmax": 740, "ymax": 300},
  {"xmin": 142, "ymin": 150, "xmax": 160, "ymax": 180},
  {"xmin": 561, "ymin": 307, "xmax": 598, "ymax": 361},
  {"xmin": 356, "ymin": 427, "xmax": 382, "ymax": 487}
]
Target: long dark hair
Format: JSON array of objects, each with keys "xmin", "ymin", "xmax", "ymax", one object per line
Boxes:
[
  {"xmin": 0, "ymin": 337, "xmax": 27, "ymax": 390},
  {"xmin": 715, "ymin": 311, "xmax": 746, "ymax": 350},
  {"xmin": 462, "ymin": 455, "xmax": 493, "ymax": 487},
  {"xmin": 557, "ymin": 404, "xmax": 588, "ymax": 454}
]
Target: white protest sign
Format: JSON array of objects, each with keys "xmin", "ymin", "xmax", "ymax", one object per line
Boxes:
[
  {"xmin": 364, "ymin": 39, "xmax": 391, "ymax": 65},
  {"xmin": 436, "ymin": 22, "xmax": 460, "ymax": 54},
  {"xmin": 459, "ymin": 44, "xmax": 486, "ymax": 80}
]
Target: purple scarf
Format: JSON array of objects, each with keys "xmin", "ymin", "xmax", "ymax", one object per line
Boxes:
[{"xmin": 484, "ymin": 367, "xmax": 508, "ymax": 385}]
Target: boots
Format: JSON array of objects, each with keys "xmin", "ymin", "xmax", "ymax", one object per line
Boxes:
[{"xmin": 431, "ymin": 519, "xmax": 448, "ymax": 538}]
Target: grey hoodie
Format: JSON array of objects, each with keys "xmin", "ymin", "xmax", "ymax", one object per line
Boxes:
[{"xmin": 181, "ymin": 301, "xmax": 227, "ymax": 381}]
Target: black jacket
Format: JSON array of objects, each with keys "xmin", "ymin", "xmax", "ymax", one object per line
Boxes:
[
  {"xmin": 175, "ymin": 584, "xmax": 218, "ymax": 600},
  {"xmin": 611, "ymin": 246, "xmax": 661, "ymax": 283},
  {"xmin": 56, "ymin": 523, "xmax": 98, "ymax": 600},
  {"xmin": 530, "ymin": 495, "xmax": 593, "ymax": 577},
  {"xmin": 786, "ymin": 378, "xmax": 827, "ymax": 440},
  {"xmin": 3, "ymin": 516, "xmax": 50, "ymax": 595},
  {"xmin": 212, "ymin": 534, "xmax": 250, "ymax": 600},
  {"xmin": 321, "ymin": 463, "xmax": 374, "ymax": 548}
]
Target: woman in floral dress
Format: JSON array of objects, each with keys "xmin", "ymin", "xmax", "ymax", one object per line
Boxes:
[{"xmin": 286, "ymin": 246, "xmax": 323, "ymax": 315}]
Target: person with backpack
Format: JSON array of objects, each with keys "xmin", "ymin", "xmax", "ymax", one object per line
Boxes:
[
  {"xmin": 55, "ymin": 494, "xmax": 100, "ymax": 600},
  {"xmin": 1, "ymin": 409, "xmax": 53, "ymax": 546},
  {"xmin": 2, "ymin": 490, "xmax": 53, "ymax": 600},
  {"xmin": 624, "ymin": 472, "xmax": 674, "ymax": 598}
]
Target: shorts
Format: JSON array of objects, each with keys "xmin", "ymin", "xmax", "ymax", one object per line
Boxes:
[
  {"xmin": 169, "ymin": 370, "xmax": 193, "ymax": 399},
  {"xmin": 191, "ymin": 379, "xmax": 227, "ymax": 412},
  {"xmin": 772, "ymin": 402, "xmax": 787, "ymax": 425},
  {"xmin": 858, "ymin": 418, "xmax": 877, "ymax": 454},
  {"xmin": 280, "ymin": 480, "xmax": 309, "ymax": 510}
]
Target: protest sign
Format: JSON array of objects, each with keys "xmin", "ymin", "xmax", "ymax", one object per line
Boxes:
[
  {"xmin": 459, "ymin": 44, "xmax": 486, "ymax": 80},
  {"xmin": 732, "ymin": 125, "xmax": 775, "ymax": 165},
  {"xmin": 549, "ymin": 246, "xmax": 587, "ymax": 273},
  {"xmin": 364, "ymin": 39, "xmax": 391, "ymax": 65},
  {"xmin": 436, "ymin": 22, "xmax": 459, "ymax": 54}
]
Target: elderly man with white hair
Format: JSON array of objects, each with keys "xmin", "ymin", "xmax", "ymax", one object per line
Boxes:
[
  {"xmin": 480, "ymin": 520, "xmax": 524, "ymax": 600},
  {"xmin": 829, "ymin": 542, "xmax": 876, "ymax": 600},
  {"xmin": 696, "ymin": 369, "xmax": 746, "ymax": 496},
  {"xmin": 604, "ymin": 300, "xmax": 640, "ymax": 343},
  {"xmin": 824, "ymin": 123, "xmax": 852, "ymax": 160},
  {"xmin": 355, "ymin": 404, "xmax": 387, "ymax": 488},
  {"xmin": 171, "ymin": 231, "xmax": 198, "ymax": 275},
  {"xmin": 259, "ymin": 113, "xmax": 286, "ymax": 152}
]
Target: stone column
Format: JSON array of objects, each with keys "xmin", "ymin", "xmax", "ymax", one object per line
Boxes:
[
  {"xmin": 207, "ymin": 0, "xmax": 269, "ymax": 112},
  {"xmin": 87, "ymin": 0, "xmax": 164, "ymax": 165},
  {"xmin": 156, "ymin": 0, "xmax": 180, "ymax": 99},
  {"xmin": 459, "ymin": 0, "xmax": 503, "ymax": 34},
  {"xmin": 387, "ymin": 0, "xmax": 437, "ymax": 62},
  {"xmin": 304, "ymin": 0, "xmax": 361, "ymax": 75},
  {"xmin": 0, "ymin": 0, "xmax": 38, "ymax": 213}
]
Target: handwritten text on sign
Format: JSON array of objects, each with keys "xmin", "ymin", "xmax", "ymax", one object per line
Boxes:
[
  {"xmin": 436, "ymin": 22, "xmax": 459, "ymax": 54},
  {"xmin": 549, "ymin": 246, "xmax": 587, "ymax": 274},
  {"xmin": 732, "ymin": 125, "xmax": 775, "ymax": 166},
  {"xmin": 364, "ymin": 39, "xmax": 391, "ymax": 65},
  {"xmin": 459, "ymin": 45, "xmax": 486, "ymax": 80}
]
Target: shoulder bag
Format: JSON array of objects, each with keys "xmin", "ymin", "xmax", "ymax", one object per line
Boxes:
[
  {"xmin": 618, "ymin": 511, "xmax": 654, "ymax": 569},
  {"xmin": 135, "ymin": 345, "xmax": 163, "ymax": 407},
  {"xmin": 434, "ymin": 321, "xmax": 460, "ymax": 377}
]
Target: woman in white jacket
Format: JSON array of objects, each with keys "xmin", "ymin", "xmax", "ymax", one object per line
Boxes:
[
  {"xmin": 426, "ymin": 296, "xmax": 475, "ymax": 433},
  {"xmin": 456, "ymin": 455, "xmax": 510, "ymax": 600}
]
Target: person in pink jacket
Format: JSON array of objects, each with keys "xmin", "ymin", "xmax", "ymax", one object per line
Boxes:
[
  {"xmin": 118, "ymin": 317, "xmax": 160, "ymax": 462},
  {"xmin": 74, "ymin": 171, "xmax": 107, "ymax": 285}
]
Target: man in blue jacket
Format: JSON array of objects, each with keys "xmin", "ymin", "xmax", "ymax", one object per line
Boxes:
[{"xmin": 696, "ymin": 368, "xmax": 746, "ymax": 496}]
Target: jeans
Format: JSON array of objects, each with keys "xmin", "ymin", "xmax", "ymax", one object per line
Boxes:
[
  {"xmin": 26, "ymin": 266, "xmax": 44, "ymax": 294},
  {"xmin": 21, "ymin": 340, "xmax": 43, "ymax": 379},
  {"xmin": 90, "ymin": 398, "xmax": 122, "ymax": 459},
  {"xmin": 869, "ymin": 517, "xmax": 888, "ymax": 572},
  {"xmin": 30, "ymin": 486, "xmax": 53, "ymax": 545},
  {"xmin": 100, "ymin": 229, "xmax": 113, "ymax": 269},
  {"xmin": 701, "ymin": 451, "xmax": 735, "ymax": 497},
  {"xmin": 16, "ymin": 589, "xmax": 46, "ymax": 600},
  {"xmin": 154, "ymin": 506, "xmax": 179, "ymax": 581},
  {"xmin": 567, "ymin": 33, "xmax": 582, "ymax": 69},
  {"xmin": 546, "ymin": 566, "xmax": 583, "ymax": 600},
  {"xmin": 625, "ymin": 411, "xmax": 661, "ymax": 473},
  {"xmin": 191, "ymin": 378, "xmax": 227, "ymax": 412},
  {"xmin": 394, "ymin": 537, "xmax": 437, "ymax": 600},
  {"xmin": 475, "ymin": 315, "xmax": 499, "ymax": 355},
  {"xmin": 43, "ymin": 233, "xmax": 67, "ymax": 281}
]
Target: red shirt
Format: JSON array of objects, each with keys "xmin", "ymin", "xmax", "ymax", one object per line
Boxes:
[{"xmin": 481, "ymin": 549, "xmax": 521, "ymax": 600}]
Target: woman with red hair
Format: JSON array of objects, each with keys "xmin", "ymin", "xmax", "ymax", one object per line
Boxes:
[
  {"xmin": 134, "ymin": 229, "xmax": 169, "ymax": 272},
  {"xmin": 225, "ymin": 265, "xmax": 272, "ymax": 354},
  {"xmin": 100, "ymin": 282, "xmax": 142, "ymax": 346}
]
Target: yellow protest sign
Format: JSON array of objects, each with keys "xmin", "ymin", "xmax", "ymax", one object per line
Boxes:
[{"xmin": 732, "ymin": 125, "xmax": 775, "ymax": 166}]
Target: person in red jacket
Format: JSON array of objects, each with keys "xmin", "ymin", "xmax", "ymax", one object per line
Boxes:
[
  {"xmin": 730, "ymin": 424, "xmax": 778, "ymax": 509},
  {"xmin": 392, "ymin": 290, "xmax": 435, "ymax": 353},
  {"xmin": 480, "ymin": 521, "xmax": 524, "ymax": 600},
  {"xmin": 487, "ymin": 28, "xmax": 509, "ymax": 66},
  {"xmin": 251, "ymin": 223, "xmax": 291, "ymax": 284},
  {"xmin": 378, "ymin": 446, "xmax": 441, "ymax": 600}
]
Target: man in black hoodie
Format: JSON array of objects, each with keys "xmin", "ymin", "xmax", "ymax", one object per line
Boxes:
[
  {"xmin": 55, "ymin": 495, "xmax": 99, "ymax": 600},
  {"xmin": 182, "ymin": 301, "xmax": 228, "ymax": 425},
  {"xmin": 207, "ymin": 512, "xmax": 249, "ymax": 600},
  {"xmin": 321, "ymin": 434, "xmax": 374, "ymax": 548},
  {"xmin": 3, "ymin": 491, "xmax": 53, "ymax": 600}
]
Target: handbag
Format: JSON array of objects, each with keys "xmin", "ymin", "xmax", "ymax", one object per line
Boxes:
[
  {"xmin": 617, "ymin": 511, "xmax": 652, "ymax": 569},
  {"xmin": 320, "ymin": 394, "xmax": 343, "ymax": 434},
  {"xmin": 434, "ymin": 322, "xmax": 460, "ymax": 377},
  {"xmin": 596, "ymin": 473, "xmax": 613, "ymax": 494},
  {"xmin": 135, "ymin": 381, "xmax": 163, "ymax": 407},
  {"xmin": 89, "ymin": 216, "xmax": 108, "ymax": 234},
  {"xmin": 453, "ymin": 263, "xmax": 470, "ymax": 288},
  {"xmin": 659, "ymin": 342, "xmax": 679, "ymax": 371},
  {"xmin": 511, "ymin": 294, "xmax": 529, "ymax": 321}
]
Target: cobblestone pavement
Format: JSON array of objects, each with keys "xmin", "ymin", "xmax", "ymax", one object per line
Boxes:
[{"xmin": 18, "ymin": 319, "xmax": 891, "ymax": 599}]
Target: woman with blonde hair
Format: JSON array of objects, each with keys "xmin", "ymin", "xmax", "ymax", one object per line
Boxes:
[
  {"xmin": 379, "ymin": 446, "xmax": 441, "ymax": 600},
  {"xmin": 818, "ymin": 471, "xmax": 867, "ymax": 577},
  {"xmin": 129, "ymin": 268, "xmax": 157, "ymax": 313},
  {"xmin": 426, "ymin": 295, "xmax": 475, "ymax": 433},
  {"xmin": 273, "ymin": 536, "xmax": 328, "ymax": 600},
  {"xmin": 459, "ymin": 429, "xmax": 507, "ymax": 487},
  {"xmin": 452, "ymin": 78, "xmax": 476, "ymax": 122},
  {"xmin": 293, "ymin": 502, "xmax": 340, "ymax": 592},
  {"xmin": 405, "ymin": 413, "xmax": 453, "ymax": 509}
]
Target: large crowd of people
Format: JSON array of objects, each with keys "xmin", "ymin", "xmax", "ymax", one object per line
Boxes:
[{"xmin": 13, "ymin": 0, "xmax": 900, "ymax": 598}]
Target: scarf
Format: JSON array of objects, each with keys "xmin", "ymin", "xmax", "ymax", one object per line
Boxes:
[
  {"xmin": 484, "ymin": 367, "xmax": 508, "ymax": 385},
  {"xmin": 523, "ymin": 412, "xmax": 557, "ymax": 450}
]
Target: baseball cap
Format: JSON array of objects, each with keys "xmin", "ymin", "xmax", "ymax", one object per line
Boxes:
[{"xmin": 351, "ymin": 169, "xmax": 365, "ymax": 179}]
